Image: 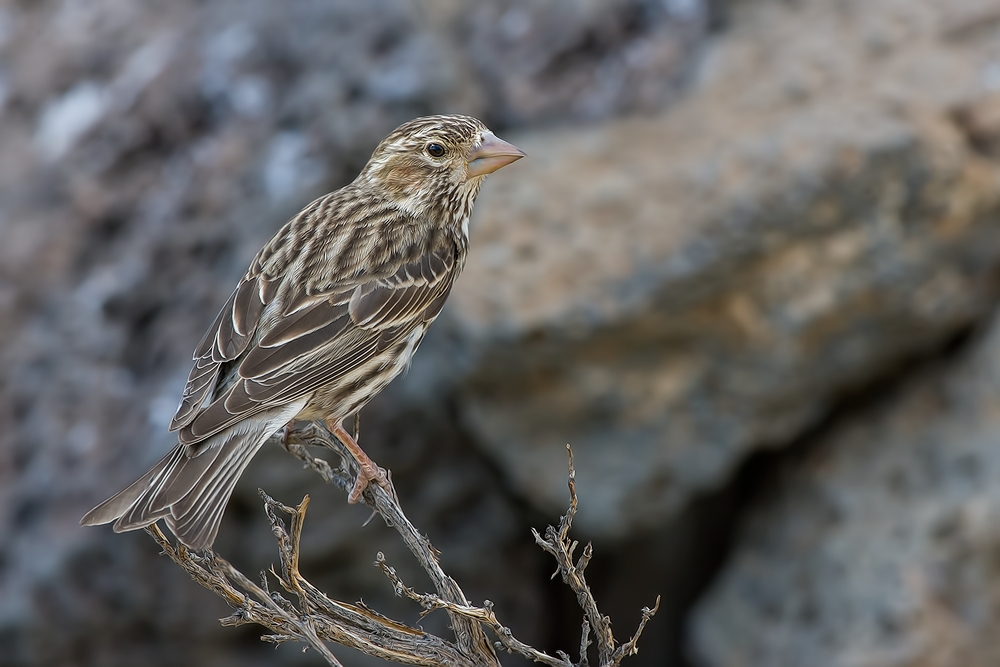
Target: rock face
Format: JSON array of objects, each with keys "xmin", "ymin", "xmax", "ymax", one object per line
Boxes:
[
  {"xmin": 0, "ymin": 1, "xmax": 705, "ymax": 665},
  {"xmin": 461, "ymin": 0, "xmax": 705, "ymax": 124},
  {"xmin": 4, "ymin": 0, "xmax": 1000, "ymax": 665},
  {"xmin": 450, "ymin": 0, "xmax": 1000, "ymax": 537},
  {"xmin": 690, "ymin": 310, "xmax": 1000, "ymax": 667}
]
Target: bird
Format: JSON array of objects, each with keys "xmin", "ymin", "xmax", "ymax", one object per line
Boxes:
[{"xmin": 81, "ymin": 114, "xmax": 524, "ymax": 550}]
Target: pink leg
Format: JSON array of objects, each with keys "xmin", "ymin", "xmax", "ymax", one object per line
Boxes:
[
  {"xmin": 326, "ymin": 419, "xmax": 391, "ymax": 504},
  {"xmin": 279, "ymin": 421, "xmax": 294, "ymax": 451}
]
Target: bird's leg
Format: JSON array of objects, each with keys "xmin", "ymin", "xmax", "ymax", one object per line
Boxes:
[
  {"xmin": 325, "ymin": 418, "xmax": 392, "ymax": 504},
  {"xmin": 353, "ymin": 412, "xmax": 361, "ymax": 443},
  {"xmin": 278, "ymin": 420, "xmax": 295, "ymax": 453}
]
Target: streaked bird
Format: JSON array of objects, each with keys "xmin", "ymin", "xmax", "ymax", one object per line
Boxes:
[{"xmin": 81, "ymin": 115, "xmax": 524, "ymax": 550}]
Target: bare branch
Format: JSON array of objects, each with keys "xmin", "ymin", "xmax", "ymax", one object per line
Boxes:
[
  {"xmin": 614, "ymin": 596, "xmax": 661, "ymax": 663},
  {"xmin": 146, "ymin": 426, "xmax": 657, "ymax": 666},
  {"xmin": 376, "ymin": 553, "xmax": 572, "ymax": 667},
  {"xmin": 529, "ymin": 445, "xmax": 660, "ymax": 665}
]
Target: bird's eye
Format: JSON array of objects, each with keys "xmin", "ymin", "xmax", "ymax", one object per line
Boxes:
[{"xmin": 426, "ymin": 143, "xmax": 446, "ymax": 158}]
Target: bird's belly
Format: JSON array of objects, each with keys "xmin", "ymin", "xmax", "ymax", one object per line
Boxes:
[{"xmin": 296, "ymin": 324, "xmax": 427, "ymax": 424}]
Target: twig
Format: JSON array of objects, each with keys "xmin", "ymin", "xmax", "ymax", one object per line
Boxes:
[
  {"xmin": 291, "ymin": 421, "xmax": 498, "ymax": 663},
  {"xmin": 147, "ymin": 522, "xmax": 346, "ymax": 665},
  {"xmin": 530, "ymin": 446, "xmax": 660, "ymax": 664},
  {"xmin": 146, "ymin": 426, "xmax": 657, "ymax": 666},
  {"xmin": 376, "ymin": 553, "xmax": 572, "ymax": 667}
]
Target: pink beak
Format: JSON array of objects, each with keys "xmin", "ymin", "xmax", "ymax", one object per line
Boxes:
[{"xmin": 467, "ymin": 132, "xmax": 526, "ymax": 177}]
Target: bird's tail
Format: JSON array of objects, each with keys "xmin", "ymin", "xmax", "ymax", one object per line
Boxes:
[{"xmin": 81, "ymin": 403, "xmax": 302, "ymax": 550}]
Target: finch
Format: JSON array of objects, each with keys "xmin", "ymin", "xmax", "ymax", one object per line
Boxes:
[{"xmin": 81, "ymin": 115, "xmax": 524, "ymax": 550}]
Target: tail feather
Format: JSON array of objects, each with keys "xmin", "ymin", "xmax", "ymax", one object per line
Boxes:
[
  {"xmin": 167, "ymin": 448, "xmax": 250, "ymax": 550},
  {"xmin": 166, "ymin": 424, "xmax": 257, "ymax": 518},
  {"xmin": 81, "ymin": 400, "xmax": 306, "ymax": 550},
  {"xmin": 146, "ymin": 436, "xmax": 229, "ymax": 515},
  {"xmin": 80, "ymin": 446, "xmax": 182, "ymax": 528}
]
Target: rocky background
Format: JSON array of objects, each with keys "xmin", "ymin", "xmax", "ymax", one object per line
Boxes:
[{"xmin": 3, "ymin": 0, "xmax": 1000, "ymax": 665}]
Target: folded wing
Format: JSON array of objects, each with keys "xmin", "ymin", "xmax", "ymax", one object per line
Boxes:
[{"xmin": 169, "ymin": 241, "xmax": 459, "ymax": 447}]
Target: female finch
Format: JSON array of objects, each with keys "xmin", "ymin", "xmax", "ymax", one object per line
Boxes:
[{"xmin": 81, "ymin": 115, "xmax": 525, "ymax": 550}]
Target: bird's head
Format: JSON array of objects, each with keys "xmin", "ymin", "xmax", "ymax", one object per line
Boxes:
[{"xmin": 359, "ymin": 115, "xmax": 525, "ymax": 220}]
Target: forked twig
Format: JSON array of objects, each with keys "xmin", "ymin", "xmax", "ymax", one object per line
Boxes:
[
  {"xmin": 147, "ymin": 425, "xmax": 658, "ymax": 666},
  {"xmin": 530, "ymin": 447, "xmax": 660, "ymax": 666}
]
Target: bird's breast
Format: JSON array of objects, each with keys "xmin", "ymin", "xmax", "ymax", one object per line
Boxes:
[{"xmin": 296, "ymin": 324, "xmax": 428, "ymax": 424}]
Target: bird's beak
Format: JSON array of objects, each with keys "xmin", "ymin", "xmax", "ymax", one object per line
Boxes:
[{"xmin": 467, "ymin": 133, "xmax": 526, "ymax": 177}]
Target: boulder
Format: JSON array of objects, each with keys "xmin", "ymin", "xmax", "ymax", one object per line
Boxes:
[
  {"xmin": 690, "ymin": 309, "xmax": 1000, "ymax": 667},
  {"xmin": 450, "ymin": 0, "xmax": 1000, "ymax": 536},
  {"xmin": 0, "ymin": 0, "xmax": 704, "ymax": 664}
]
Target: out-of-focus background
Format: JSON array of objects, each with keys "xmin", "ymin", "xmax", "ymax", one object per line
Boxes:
[{"xmin": 3, "ymin": 0, "xmax": 1000, "ymax": 665}]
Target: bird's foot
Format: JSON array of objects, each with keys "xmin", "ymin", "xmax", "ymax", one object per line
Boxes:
[
  {"xmin": 347, "ymin": 461, "xmax": 393, "ymax": 504},
  {"xmin": 327, "ymin": 419, "xmax": 396, "ymax": 505}
]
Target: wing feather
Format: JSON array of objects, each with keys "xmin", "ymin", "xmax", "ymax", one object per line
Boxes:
[
  {"xmin": 170, "ymin": 276, "xmax": 266, "ymax": 432},
  {"xmin": 349, "ymin": 247, "xmax": 455, "ymax": 328},
  {"xmin": 258, "ymin": 299, "xmax": 350, "ymax": 348},
  {"xmin": 175, "ymin": 241, "xmax": 459, "ymax": 446}
]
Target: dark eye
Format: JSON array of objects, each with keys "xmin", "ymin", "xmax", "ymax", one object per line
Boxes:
[{"xmin": 426, "ymin": 143, "xmax": 446, "ymax": 158}]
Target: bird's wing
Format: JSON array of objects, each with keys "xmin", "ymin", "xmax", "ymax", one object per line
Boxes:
[
  {"xmin": 168, "ymin": 275, "xmax": 268, "ymax": 432},
  {"xmin": 170, "ymin": 241, "xmax": 459, "ymax": 446}
]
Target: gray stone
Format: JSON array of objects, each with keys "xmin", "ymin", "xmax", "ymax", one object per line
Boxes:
[
  {"xmin": 449, "ymin": 0, "xmax": 1000, "ymax": 537},
  {"xmin": 689, "ymin": 310, "xmax": 1000, "ymax": 667},
  {"xmin": 5, "ymin": 0, "xmax": 1000, "ymax": 664},
  {"xmin": 0, "ymin": 0, "xmax": 705, "ymax": 664},
  {"xmin": 460, "ymin": 0, "xmax": 707, "ymax": 124}
]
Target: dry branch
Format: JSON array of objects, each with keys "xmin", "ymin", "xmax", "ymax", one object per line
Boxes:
[{"xmin": 146, "ymin": 422, "xmax": 658, "ymax": 666}]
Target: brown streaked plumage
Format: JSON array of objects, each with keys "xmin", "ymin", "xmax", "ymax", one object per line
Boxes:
[{"xmin": 81, "ymin": 115, "xmax": 524, "ymax": 550}]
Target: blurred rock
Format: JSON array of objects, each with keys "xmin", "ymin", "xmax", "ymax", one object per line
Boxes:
[
  {"xmin": 0, "ymin": 0, "xmax": 704, "ymax": 665},
  {"xmin": 461, "ymin": 0, "xmax": 707, "ymax": 124},
  {"xmin": 2, "ymin": 0, "xmax": 1000, "ymax": 665},
  {"xmin": 689, "ymin": 310, "xmax": 1000, "ymax": 667},
  {"xmin": 450, "ymin": 0, "xmax": 1000, "ymax": 537}
]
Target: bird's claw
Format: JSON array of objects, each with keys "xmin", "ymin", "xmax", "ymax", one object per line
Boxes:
[{"xmin": 348, "ymin": 462, "xmax": 394, "ymax": 504}]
